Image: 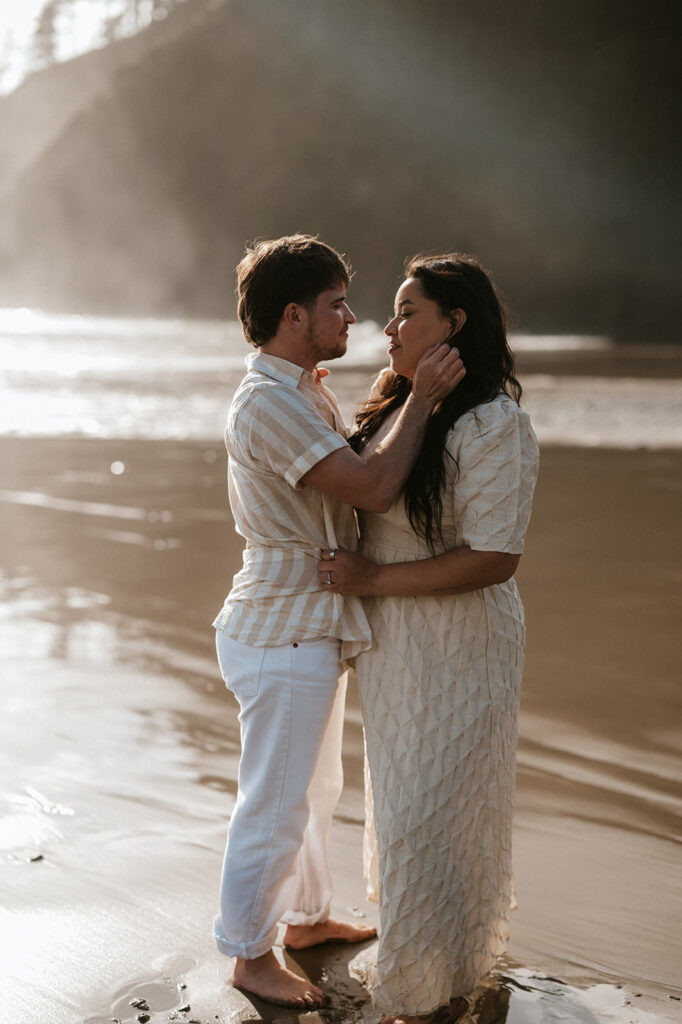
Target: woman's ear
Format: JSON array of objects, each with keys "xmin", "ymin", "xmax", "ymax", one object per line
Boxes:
[{"xmin": 449, "ymin": 308, "xmax": 467, "ymax": 337}]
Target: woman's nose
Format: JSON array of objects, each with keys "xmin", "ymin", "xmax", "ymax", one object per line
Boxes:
[{"xmin": 384, "ymin": 317, "xmax": 397, "ymax": 337}]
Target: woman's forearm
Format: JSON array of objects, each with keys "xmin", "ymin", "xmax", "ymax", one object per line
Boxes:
[
  {"xmin": 318, "ymin": 546, "xmax": 520, "ymax": 597},
  {"xmin": 368, "ymin": 547, "xmax": 520, "ymax": 597}
]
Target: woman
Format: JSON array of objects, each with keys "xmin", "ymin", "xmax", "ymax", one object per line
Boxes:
[{"xmin": 318, "ymin": 254, "xmax": 539, "ymax": 1023}]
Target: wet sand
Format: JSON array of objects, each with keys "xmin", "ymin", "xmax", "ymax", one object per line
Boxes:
[{"xmin": 1, "ymin": 436, "xmax": 680, "ymax": 1024}]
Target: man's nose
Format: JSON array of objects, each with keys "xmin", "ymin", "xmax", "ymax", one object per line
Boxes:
[{"xmin": 345, "ymin": 305, "xmax": 356, "ymax": 324}]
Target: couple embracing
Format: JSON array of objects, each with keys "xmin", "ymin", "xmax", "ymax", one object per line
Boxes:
[{"xmin": 212, "ymin": 234, "xmax": 539, "ymax": 1022}]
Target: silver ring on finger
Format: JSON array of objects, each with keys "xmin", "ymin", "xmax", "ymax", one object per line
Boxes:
[
  {"xmin": 329, "ymin": 549, "xmax": 337, "ymax": 560},
  {"xmin": 326, "ymin": 571, "xmax": 333, "ymax": 585}
]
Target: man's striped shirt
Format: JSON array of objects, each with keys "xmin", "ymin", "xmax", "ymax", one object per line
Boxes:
[{"xmin": 213, "ymin": 352, "xmax": 371, "ymax": 659}]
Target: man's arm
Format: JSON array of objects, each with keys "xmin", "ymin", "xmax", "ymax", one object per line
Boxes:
[{"xmin": 301, "ymin": 343, "xmax": 465, "ymax": 512}]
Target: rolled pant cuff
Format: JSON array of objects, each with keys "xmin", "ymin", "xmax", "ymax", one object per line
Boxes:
[{"xmin": 213, "ymin": 919, "xmax": 278, "ymax": 960}]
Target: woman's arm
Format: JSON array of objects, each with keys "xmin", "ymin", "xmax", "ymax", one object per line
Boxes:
[
  {"xmin": 301, "ymin": 344, "xmax": 465, "ymax": 513},
  {"xmin": 317, "ymin": 546, "xmax": 520, "ymax": 597}
]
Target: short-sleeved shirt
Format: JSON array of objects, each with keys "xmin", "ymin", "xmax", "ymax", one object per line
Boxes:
[{"xmin": 213, "ymin": 352, "xmax": 372, "ymax": 659}]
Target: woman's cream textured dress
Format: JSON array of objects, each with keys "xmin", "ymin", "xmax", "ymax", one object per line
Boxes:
[{"xmin": 354, "ymin": 391, "xmax": 539, "ymax": 1015}]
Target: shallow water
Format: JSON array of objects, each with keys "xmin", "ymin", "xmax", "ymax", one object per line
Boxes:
[
  {"xmin": 2, "ymin": 307, "xmax": 681, "ymax": 446},
  {"xmin": 1, "ymin": 434, "xmax": 680, "ymax": 1022},
  {"xmin": 1, "ymin": 306, "xmax": 681, "ymax": 1021}
]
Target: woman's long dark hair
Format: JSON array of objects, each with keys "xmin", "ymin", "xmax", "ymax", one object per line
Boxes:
[{"xmin": 350, "ymin": 253, "xmax": 522, "ymax": 549}]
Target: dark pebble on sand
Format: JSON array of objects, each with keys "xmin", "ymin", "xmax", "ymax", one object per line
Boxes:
[
  {"xmin": 30, "ymin": 853, "xmax": 44, "ymax": 862},
  {"xmin": 137, "ymin": 1015, "xmax": 150, "ymax": 1023},
  {"xmin": 178, "ymin": 1006, "xmax": 191, "ymax": 1013},
  {"xmin": 670, "ymin": 995, "xmax": 681, "ymax": 1000},
  {"xmin": 131, "ymin": 999, "xmax": 149, "ymax": 1010}
]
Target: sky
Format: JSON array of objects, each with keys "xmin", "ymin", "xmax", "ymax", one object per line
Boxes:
[{"xmin": 0, "ymin": 0, "xmax": 166, "ymax": 93}]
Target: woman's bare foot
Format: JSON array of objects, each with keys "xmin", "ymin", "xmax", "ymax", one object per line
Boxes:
[
  {"xmin": 283, "ymin": 918, "xmax": 377, "ymax": 949},
  {"xmin": 232, "ymin": 950, "xmax": 324, "ymax": 1008},
  {"xmin": 381, "ymin": 997, "xmax": 468, "ymax": 1024},
  {"xmin": 382, "ymin": 1017, "xmax": 435, "ymax": 1024}
]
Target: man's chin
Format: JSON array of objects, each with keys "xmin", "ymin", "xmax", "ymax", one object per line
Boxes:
[{"xmin": 324, "ymin": 342, "xmax": 348, "ymax": 362}]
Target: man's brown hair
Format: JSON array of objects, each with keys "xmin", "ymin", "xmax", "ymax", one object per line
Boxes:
[{"xmin": 236, "ymin": 234, "xmax": 351, "ymax": 346}]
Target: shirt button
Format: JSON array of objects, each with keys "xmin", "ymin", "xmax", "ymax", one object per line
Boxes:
[{"xmin": 293, "ymin": 642, "xmax": 299, "ymax": 648}]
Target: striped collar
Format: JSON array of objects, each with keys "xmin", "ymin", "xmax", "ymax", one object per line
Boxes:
[{"xmin": 246, "ymin": 351, "xmax": 307, "ymax": 389}]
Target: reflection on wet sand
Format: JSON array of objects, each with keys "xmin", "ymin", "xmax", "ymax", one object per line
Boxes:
[{"xmin": 0, "ymin": 436, "xmax": 680, "ymax": 1023}]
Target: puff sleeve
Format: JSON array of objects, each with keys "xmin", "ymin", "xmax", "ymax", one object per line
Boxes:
[
  {"xmin": 447, "ymin": 395, "xmax": 539, "ymax": 554},
  {"xmin": 368, "ymin": 367, "xmax": 393, "ymax": 401}
]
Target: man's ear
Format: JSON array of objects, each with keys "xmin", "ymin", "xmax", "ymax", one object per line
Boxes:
[{"xmin": 282, "ymin": 302, "xmax": 306, "ymax": 331}]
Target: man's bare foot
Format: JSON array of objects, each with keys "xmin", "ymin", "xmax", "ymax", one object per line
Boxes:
[
  {"xmin": 283, "ymin": 918, "xmax": 377, "ymax": 949},
  {"xmin": 232, "ymin": 950, "xmax": 324, "ymax": 1008}
]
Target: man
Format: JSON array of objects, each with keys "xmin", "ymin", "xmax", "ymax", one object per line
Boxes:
[{"xmin": 213, "ymin": 234, "xmax": 464, "ymax": 1008}]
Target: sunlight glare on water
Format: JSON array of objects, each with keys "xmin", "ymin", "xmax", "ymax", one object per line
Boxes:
[{"xmin": 1, "ymin": 307, "xmax": 681, "ymax": 447}]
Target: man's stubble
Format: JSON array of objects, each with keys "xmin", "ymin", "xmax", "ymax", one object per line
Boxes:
[{"xmin": 304, "ymin": 320, "xmax": 347, "ymax": 367}]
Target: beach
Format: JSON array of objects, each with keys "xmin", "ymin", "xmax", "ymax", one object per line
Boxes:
[
  {"xmin": 1, "ymin": 0, "xmax": 680, "ymax": 1014},
  {"xmin": 1, "ymin": 431, "xmax": 680, "ymax": 1024}
]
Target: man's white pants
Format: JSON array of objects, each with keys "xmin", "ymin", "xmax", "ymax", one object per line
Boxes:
[{"xmin": 213, "ymin": 633, "xmax": 345, "ymax": 959}]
